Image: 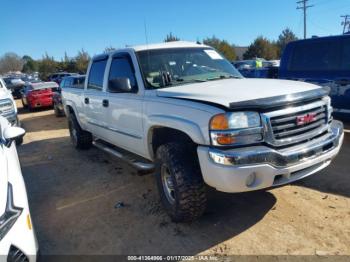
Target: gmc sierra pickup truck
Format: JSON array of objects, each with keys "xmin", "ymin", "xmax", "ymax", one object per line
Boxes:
[{"xmin": 62, "ymin": 41, "xmax": 344, "ymax": 222}]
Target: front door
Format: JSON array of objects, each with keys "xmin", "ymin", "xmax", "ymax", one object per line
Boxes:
[{"xmin": 103, "ymin": 53, "xmax": 145, "ymax": 156}]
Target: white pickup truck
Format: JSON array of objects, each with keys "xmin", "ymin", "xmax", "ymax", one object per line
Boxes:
[{"xmin": 62, "ymin": 41, "xmax": 344, "ymax": 222}]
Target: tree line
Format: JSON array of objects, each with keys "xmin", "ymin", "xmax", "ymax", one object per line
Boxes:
[
  {"xmin": 166, "ymin": 28, "xmax": 298, "ymax": 61},
  {"xmin": 0, "ymin": 49, "xmax": 90, "ymax": 80},
  {"xmin": 0, "ymin": 28, "xmax": 298, "ymax": 79}
]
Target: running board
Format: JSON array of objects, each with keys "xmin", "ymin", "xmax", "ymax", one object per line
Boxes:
[{"xmin": 93, "ymin": 140, "xmax": 155, "ymax": 172}]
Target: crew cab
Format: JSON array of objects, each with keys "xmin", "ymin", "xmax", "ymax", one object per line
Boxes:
[
  {"xmin": 62, "ymin": 41, "xmax": 344, "ymax": 222},
  {"xmin": 21, "ymin": 81, "xmax": 58, "ymax": 111}
]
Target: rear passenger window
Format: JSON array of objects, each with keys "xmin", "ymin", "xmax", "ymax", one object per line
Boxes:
[
  {"xmin": 73, "ymin": 77, "xmax": 85, "ymax": 89},
  {"xmin": 88, "ymin": 59, "xmax": 107, "ymax": 90},
  {"xmin": 289, "ymin": 40, "xmax": 340, "ymax": 71},
  {"xmin": 108, "ymin": 55, "xmax": 137, "ymax": 92}
]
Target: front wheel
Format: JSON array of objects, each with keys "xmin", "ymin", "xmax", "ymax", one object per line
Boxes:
[
  {"xmin": 68, "ymin": 113, "xmax": 92, "ymax": 150},
  {"xmin": 155, "ymin": 143, "xmax": 207, "ymax": 222}
]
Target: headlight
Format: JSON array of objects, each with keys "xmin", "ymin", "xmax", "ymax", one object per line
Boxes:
[
  {"xmin": 322, "ymin": 96, "xmax": 333, "ymax": 122},
  {"xmin": 0, "ymin": 99, "xmax": 15, "ymax": 116},
  {"xmin": 0, "ymin": 183, "xmax": 23, "ymax": 241},
  {"xmin": 210, "ymin": 112, "xmax": 261, "ymax": 130},
  {"xmin": 210, "ymin": 112, "xmax": 263, "ymax": 146}
]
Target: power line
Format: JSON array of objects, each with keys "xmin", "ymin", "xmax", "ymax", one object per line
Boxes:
[
  {"xmin": 297, "ymin": 0, "xmax": 314, "ymax": 39},
  {"xmin": 341, "ymin": 15, "xmax": 350, "ymax": 34}
]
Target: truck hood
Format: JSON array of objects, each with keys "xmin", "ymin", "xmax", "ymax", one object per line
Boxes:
[
  {"xmin": 0, "ymin": 145, "xmax": 8, "ymax": 216},
  {"xmin": 156, "ymin": 78, "xmax": 325, "ymax": 109}
]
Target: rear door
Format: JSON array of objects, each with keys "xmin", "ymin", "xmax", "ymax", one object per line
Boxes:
[
  {"xmin": 84, "ymin": 56, "xmax": 109, "ymax": 137},
  {"xmin": 103, "ymin": 52, "xmax": 145, "ymax": 156}
]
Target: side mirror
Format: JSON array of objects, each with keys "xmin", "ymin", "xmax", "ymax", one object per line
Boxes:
[
  {"xmin": 108, "ymin": 78, "xmax": 132, "ymax": 93},
  {"xmin": 3, "ymin": 126, "xmax": 25, "ymax": 147}
]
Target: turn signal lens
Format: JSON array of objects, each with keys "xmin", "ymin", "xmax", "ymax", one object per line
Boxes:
[
  {"xmin": 210, "ymin": 114, "xmax": 229, "ymax": 130},
  {"xmin": 217, "ymin": 136, "xmax": 235, "ymax": 145}
]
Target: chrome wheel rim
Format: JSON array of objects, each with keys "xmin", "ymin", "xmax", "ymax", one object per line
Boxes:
[{"xmin": 161, "ymin": 164, "xmax": 176, "ymax": 204}]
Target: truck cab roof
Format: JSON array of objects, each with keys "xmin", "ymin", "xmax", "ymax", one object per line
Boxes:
[{"xmin": 94, "ymin": 41, "xmax": 210, "ymax": 61}]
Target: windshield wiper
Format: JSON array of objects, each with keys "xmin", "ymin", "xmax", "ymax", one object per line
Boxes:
[
  {"xmin": 175, "ymin": 78, "xmax": 207, "ymax": 83},
  {"xmin": 207, "ymin": 75, "xmax": 241, "ymax": 81}
]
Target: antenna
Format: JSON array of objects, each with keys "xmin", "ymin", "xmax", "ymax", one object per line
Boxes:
[{"xmin": 144, "ymin": 18, "xmax": 151, "ymax": 83}]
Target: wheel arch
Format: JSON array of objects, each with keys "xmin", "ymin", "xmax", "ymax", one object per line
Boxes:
[{"xmin": 146, "ymin": 115, "xmax": 206, "ymax": 160}]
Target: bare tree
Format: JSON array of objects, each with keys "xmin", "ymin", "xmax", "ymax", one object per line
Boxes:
[{"xmin": 0, "ymin": 52, "xmax": 24, "ymax": 74}]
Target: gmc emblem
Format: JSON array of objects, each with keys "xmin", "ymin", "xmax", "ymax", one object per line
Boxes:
[{"xmin": 296, "ymin": 113, "xmax": 317, "ymax": 126}]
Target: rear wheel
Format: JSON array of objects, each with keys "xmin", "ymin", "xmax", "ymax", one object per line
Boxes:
[
  {"xmin": 54, "ymin": 103, "xmax": 64, "ymax": 117},
  {"xmin": 68, "ymin": 113, "xmax": 92, "ymax": 150},
  {"xmin": 155, "ymin": 142, "xmax": 206, "ymax": 222},
  {"xmin": 21, "ymin": 98, "xmax": 27, "ymax": 108},
  {"xmin": 15, "ymin": 136, "xmax": 23, "ymax": 146},
  {"xmin": 27, "ymin": 103, "xmax": 33, "ymax": 112}
]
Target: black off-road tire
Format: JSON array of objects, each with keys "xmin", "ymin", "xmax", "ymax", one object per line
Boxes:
[
  {"xmin": 21, "ymin": 98, "xmax": 27, "ymax": 109},
  {"xmin": 68, "ymin": 113, "xmax": 92, "ymax": 150},
  {"xmin": 54, "ymin": 103, "xmax": 64, "ymax": 117},
  {"xmin": 155, "ymin": 142, "xmax": 207, "ymax": 222},
  {"xmin": 15, "ymin": 136, "xmax": 23, "ymax": 146}
]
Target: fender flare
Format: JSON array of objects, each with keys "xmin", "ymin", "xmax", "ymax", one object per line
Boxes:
[{"xmin": 146, "ymin": 114, "xmax": 207, "ymax": 158}]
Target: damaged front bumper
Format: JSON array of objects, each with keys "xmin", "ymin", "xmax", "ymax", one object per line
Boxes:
[{"xmin": 197, "ymin": 120, "xmax": 344, "ymax": 193}]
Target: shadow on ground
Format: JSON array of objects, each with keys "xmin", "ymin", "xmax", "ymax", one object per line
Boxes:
[
  {"xmin": 19, "ymin": 136, "xmax": 275, "ymax": 255},
  {"xmin": 294, "ymin": 131, "xmax": 350, "ymax": 198},
  {"xmin": 20, "ymin": 113, "xmax": 67, "ymax": 132}
]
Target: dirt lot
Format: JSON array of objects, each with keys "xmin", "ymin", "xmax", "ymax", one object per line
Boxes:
[{"xmin": 16, "ymin": 101, "xmax": 350, "ymax": 256}]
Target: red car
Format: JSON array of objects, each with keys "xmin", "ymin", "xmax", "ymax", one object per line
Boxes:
[{"xmin": 21, "ymin": 82, "xmax": 58, "ymax": 110}]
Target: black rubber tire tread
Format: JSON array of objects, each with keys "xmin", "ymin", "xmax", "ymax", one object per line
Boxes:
[
  {"xmin": 156, "ymin": 142, "xmax": 206, "ymax": 222},
  {"xmin": 15, "ymin": 136, "xmax": 23, "ymax": 146},
  {"xmin": 21, "ymin": 98, "xmax": 27, "ymax": 108},
  {"xmin": 54, "ymin": 103, "xmax": 64, "ymax": 117},
  {"xmin": 68, "ymin": 113, "xmax": 92, "ymax": 150}
]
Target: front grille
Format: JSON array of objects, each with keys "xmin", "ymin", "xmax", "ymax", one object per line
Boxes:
[
  {"xmin": 263, "ymin": 98, "xmax": 330, "ymax": 147},
  {"xmin": 7, "ymin": 245, "xmax": 29, "ymax": 262}
]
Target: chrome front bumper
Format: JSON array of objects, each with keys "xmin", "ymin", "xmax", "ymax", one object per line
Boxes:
[{"xmin": 197, "ymin": 120, "xmax": 344, "ymax": 193}]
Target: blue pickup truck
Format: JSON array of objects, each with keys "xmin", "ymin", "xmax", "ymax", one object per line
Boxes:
[{"xmin": 279, "ymin": 34, "xmax": 350, "ymax": 117}]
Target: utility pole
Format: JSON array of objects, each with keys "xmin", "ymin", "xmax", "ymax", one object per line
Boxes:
[
  {"xmin": 341, "ymin": 15, "xmax": 350, "ymax": 34},
  {"xmin": 297, "ymin": 0, "xmax": 314, "ymax": 39}
]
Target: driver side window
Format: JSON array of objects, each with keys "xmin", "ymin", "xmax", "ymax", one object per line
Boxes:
[{"xmin": 108, "ymin": 55, "xmax": 137, "ymax": 93}]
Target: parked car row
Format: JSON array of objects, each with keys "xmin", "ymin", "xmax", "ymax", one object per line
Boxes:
[
  {"xmin": 48, "ymin": 72, "xmax": 78, "ymax": 85},
  {"xmin": 232, "ymin": 59, "xmax": 280, "ymax": 79}
]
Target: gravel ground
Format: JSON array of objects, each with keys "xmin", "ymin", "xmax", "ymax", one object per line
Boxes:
[{"xmin": 16, "ymin": 101, "xmax": 350, "ymax": 256}]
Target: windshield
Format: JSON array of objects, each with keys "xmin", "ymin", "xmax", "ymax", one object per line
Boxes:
[{"xmin": 137, "ymin": 48, "xmax": 242, "ymax": 89}]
